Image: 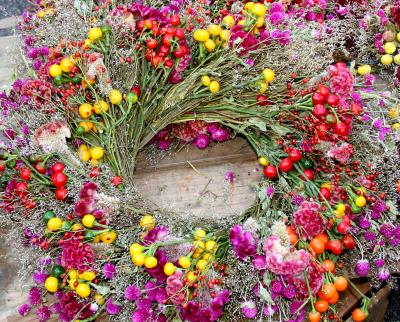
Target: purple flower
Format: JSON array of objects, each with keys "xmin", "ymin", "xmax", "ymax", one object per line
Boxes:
[
  {"xmin": 210, "ymin": 127, "xmax": 230, "ymax": 142},
  {"xmin": 106, "ymin": 298, "xmax": 121, "ymax": 315},
  {"xmin": 266, "ymin": 185, "xmax": 275, "ymax": 197},
  {"xmin": 29, "ymin": 287, "xmax": 42, "ymax": 306},
  {"xmin": 358, "ymin": 217, "xmax": 371, "ymax": 229},
  {"xmin": 132, "ymin": 309, "xmax": 148, "ymax": 322},
  {"xmin": 241, "ymin": 300, "xmax": 258, "ymax": 319},
  {"xmin": 380, "ymin": 224, "xmax": 394, "ymax": 238},
  {"xmin": 36, "ymin": 306, "xmax": 51, "ymax": 322},
  {"xmin": 355, "ymin": 259, "xmax": 370, "ymax": 277},
  {"xmin": 252, "ymin": 254, "xmax": 267, "ymax": 270},
  {"xmin": 33, "ymin": 270, "xmax": 48, "ymax": 284},
  {"xmin": 377, "ymin": 268, "xmax": 390, "ymax": 281},
  {"xmin": 18, "ymin": 304, "xmax": 31, "ymax": 316},
  {"xmin": 143, "ymin": 226, "xmax": 169, "ymax": 244},
  {"xmin": 103, "ymin": 263, "xmax": 117, "ymax": 279},
  {"xmin": 270, "ymin": 280, "xmax": 284, "ymax": 294},
  {"xmin": 374, "ymin": 258, "xmax": 385, "ymax": 267},
  {"xmin": 364, "ymin": 232, "xmax": 376, "ymax": 241},
  {"xmin": 194, "ymin": 133, "xmax": 210, "ymax": 149},
  {"xmin": 225, "ymin": 171, "xmax": 235, "ymax": 183},
  {"xmin": 283, "ymin": 284, "xmax": 296, "ymax": 299},
  {"xmin": 229, "ymin": 225, "xmax": 257, "ymax": 260},
  {"xmin": 124, "ymin": 285, "xmax": 141, "ymax": 301}
]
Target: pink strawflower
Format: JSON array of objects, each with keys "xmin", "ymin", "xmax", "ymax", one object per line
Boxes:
[
  {"xmin": 327, "ymin": 143, "xmax": 354, "ymax": 163},
  {"xmin": 293, "ymin": 201, "xmax": 325, "ymax": 240},
  {"xmin": 328, "ymin": 63, "xmax": 354, "ymax": 98},
  {"xmin": 166, "ymin": 270, "xmax": 186, "ymax": 305}
]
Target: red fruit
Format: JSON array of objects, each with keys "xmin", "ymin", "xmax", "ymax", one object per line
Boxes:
[
  {"xmin": 89, "ymin": 167, "xmax": 101, "ymax": 178},
  {"xmin": 175, "ymin": 27, "xmax": 185, "ymax": 39},
  {"xmin": 256, "ymin": 94, "xmax": 268, "ymax": 106},
  {"xmin": 279, "ymin": 157, "xmax": 294, "ymax": 172},
  {"xmin": 55, "ymin": 187, "xmax": 68, "ymax": 200},
  {"xmin": 263, "ymin": 165, "xmax": 278, "ymax": 179},
  {"xmin": 326, "ymin": 94, "xmax": 340, "ymax": 107},
  {"xmin": 15, "ymin": 181, "xmax": 28, "ymax": 193},
  {"xmin": 151, "ymin": 55, "xmax": 163, "ymax": 68},
  {"xmin": 0, "ymin": 163, "xmax": 5, "ymax": 171},
  {"xmin": 327, "ymin": 240, "xmax": 343, "ymax": 255},
  {"xmin": 162, "ymin": 34, "xmax": 174, "ymax": 46},
  {"xmin": 289, "ymin": 148, "xmax": 302, "ymax": 162},
  {"xmin": 131, "ymin": 86, "xmax": 141, "ymax": 97},
  {"xmin": 170, "ymin": 14, "xmax": 181, "ymax": 26},
  {"xmin": 337, "ymin": 222, "xmax": 350, "ymax": 234},
  {"xmin": 301, "ymin": 169, "xmax": 314, "ymax": 181},
  {"xmin": 136, "ymin": 20, "xmax": 144, "ymax": 31},
  {"xmin": 351, "ymin": 102, "xmax": 363, "ymax": 115},
  {"xmin": 111, "ymin": 176, "xmax": 123, "ymax": 186},
  {"xmin": 146, "ymin": 38, "xmax": 158, "ymax": 49},
  {"xmin": 318, "ymin": 85, "xmax": 330, "ymax": 97},
  {"xmin": 51, "ymin": 162, "xmax": 65, "ymax": 173},
  {"xmin": 316, "ymin": 124, "xmax": 328, "ymax": 140},
  {"xmin": 319, "ymin": 187, "xmax": 331, "ymax": 200},
  {"xmin": 342, "ymin": 234, "xmax": 356, "ymax": 250},
  {"xmin": 24, "ymin": 199, "xmax": 36, "ymax": 210},
  {"xmin": 164, "ymin": 58, "xmax": 174, "ymax": 68},
  {"xmin": 20, "ymin": 168, "xmax": 31, "ymax": 181},
  {"xmin": 333, "ymin": 122, "xmax": 350, "ymax": 136},
  {"xmin": 174, "ymin": 47, "xmax": 185, "ymax": 58},
  {"xmin": 325, "ymin": 114, "xmax": 337, "ymax": 125},
  {"xmin": 51, "ymin": 172, "xmax": 67, "ymax": 188},
  {"xmin": 312, "ymin": 104, "xmax": 328, "ymax": 118},
  {"xmin": 143, "ymin": 19, "xmax": 153, "ymax": 29},
  {"xmin": 312, "ymin": 92, "xmax": 325, "ymax": 105}
]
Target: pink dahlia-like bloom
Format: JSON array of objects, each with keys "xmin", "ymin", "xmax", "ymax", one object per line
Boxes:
[
  {"xmin": 328, "ymin": 63, "xmax": 354, "ymax": 98},
  {"xmin": 61, "ymin": 236, "xmax": 94, "ymax": 271},
  {"xmin": 285, "ymin": 262, "xmax": 324, "ymax": 298},
  {"xmin": 263, "ymin": 236, "xmax": 310, "ymax": 275},
  {"xmin": 166, "ymin": 270, "xmax": 186, "ymax": 305},
  {"xmin": 327, "ymin": 142, "xmax": 354, "ymax": 163},
  {"xmin": 293, "ymin": 201, "xmax": 325, "ymax": 240},
  {"xmin": 229, "ymin": 225, "xmax": 257, "ymax": 260}
]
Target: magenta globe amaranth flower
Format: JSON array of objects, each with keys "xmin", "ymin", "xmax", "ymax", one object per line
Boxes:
[
  {"xmin": 355, "ymin": 259, "xmax": 370, "ymax": 277},
  {"xmin": 106, "ymin": 298, "xmax": 121, "ymax": 315},
  {"xmin": 103, "ymin": 262, "xmax": 117, "ymax": 279},
  {"xmin": 241, "ymin": 300, "xmax": 258, "ymax": 319},
  {"xmin": 194, "ymin": 133, "xmax": 210, "ymax": 149},
  {"xmin": 124, "ymin": 285, "xmax": 141, "ymax": 301},
  {"xmin": 229, "ymin": 225, "xmax": 257, "ymax": 260},
  {"xmin": 377, "ymin": 268, "xmax": 390, "ymax": 281}
]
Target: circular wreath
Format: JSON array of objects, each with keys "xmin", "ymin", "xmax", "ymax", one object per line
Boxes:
[{"xmin": 1, "ymin": 1, "xmax": 400, "ymax": 322}]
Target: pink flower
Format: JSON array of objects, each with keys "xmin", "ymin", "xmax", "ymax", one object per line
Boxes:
[
  {"xmin": 328, "ymin": 63, "xmax": 354, "ymax": 98},
  {"xmin": 293, "ymin": 201, "xmax": 325, "ymax": 240},
  {"xmin": 166, "ymin": 271, "xmax": 186, "ymax": 305},
  {"xmin": 327, "ymin": 143, "xmax": 354, "ymax": 163}
]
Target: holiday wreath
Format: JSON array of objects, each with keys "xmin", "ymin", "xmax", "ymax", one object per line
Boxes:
[{"xmin": 1, "ymin": 0, "xmax": 400, "ymax": 321}]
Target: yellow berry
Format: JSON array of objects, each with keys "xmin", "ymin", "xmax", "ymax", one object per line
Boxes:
[
  {"xmin": 90, "ymin": 146, "xmax": 104, "ymax": 160},
  {"xmin": 193, "ymin": 29, "xmax": 209, "ymax": 42},
  {"xmin": 334, "ymin": 210, "xmax": 345, "ymax": 219},
  {"xmin": 237, "ymin": 20, "xmax": 246, "ymax": 26},
  {"xmin": 394, "ymin": 55, "xmax": 400, "ymax": 65},
  {"xmin": 130, "ymin": 243, "xmax": 143, "ymax": 256},
  {"xmin": 262, "ymin": 68, "xmax": 275, "ymax": 82},
  {"xmin": 251, "ymin": 3, "xmax": 266, "ymax": 17},
  {"xmin": 194, "ymin": 240, "xmax": 205, "ymax": 253},
  {"xmin": 132, "ymin": 253, "xmax": 145, "ymax": 266},
  {"xmin": 79, "ymin": 271, "xmax": 96, "ymax": 281},
  {"xmin": 336, "ymin": 203, "xmax": 346, "ymax": 213},
  {"xmin": 392, "ymin": 123, "xmax": 400, "ymax": 130},
  {"xmin": 94, "ymin": 293, "xmax": 105, "ymax": 305},
  {"xmin": 220, "ymin": 30, "xmax": 230, "ymax": 41},
  {"xmin": 69, "ymin": 279, "xmax": 77, "ymax": 290},
  {"xmin": 93, "ymin": 100, "xmax": 109, "ymax": 114},
  {"xmin": 100, "ymin": 231, "xmax": 117, "ymax": 244},
  {"xmin": 82, "ymin": 214, "xmax": 96, "ymax": 228},
  {"xmin": 60, "ymin": 58, "xmax": 75, "ymax": 73},
  {"xmin": 202, "ymin": 253, "xmax": 215, "ymax": 261},
  {"xmin": 164, "ymin": 262, "xmax": 176, "ymax": 276},
  {"xmin": 88, "ymin": 27, "xmax": 103, "ymax": 41},
  {"xmin": 78, "ymin": 149, "xmax": 91, "ymax": 162},
  {"xmin": 76, "ymin": 283, "xmax": 91, "ymax": 298},
  {"xmin": 178, "ymin": 256, "xmax": 191, "ymax": 269},
  {"xmin": 37, "ymin": 10, "xmax": 45, "ymax": 18},
  {"xmin": 186, "ymin": 271, "xmax": 197, "ymax": 283},
  {"xmin": 44, "ymin": 276, "xmax": 58, "ymax": 292},
  {"xmin": 201, "ymin": 75, "xmax": 211, "ymax": 86},
  {"xmin": 69, "ymin": 269, "xmax": 78, "ymax": 280},
  {"xmin": 205, "ymin": 240, "xmax": 217, "ymax": 253},
  {"xmin": 388, "ymin": 108, "xmax": 399, "ymax": 119},
  {"xmin": 79, "ymin": 103, "xmax": 93, "ymax": 119},
  {"xmin": 144, "ymin": 256, "xmax": 158, "ymax": 269},
  {"xmin": 207, "ymin": 24, "xmax": 222, "ymax": 37},
  {"xmin": 255, "ymin": 17, "xmax": 265, "ymax": 28},
  {"xmin": 258, "ymin": 157, "xmax": 269, "ymax": 167},
  {"xmin": 209, "ymin": 81, "xmax": 220, "ymax": 93},
  {"xmin": 49, "ymin": 64, "xmax": 62, "ymax": 78},
  {"xmin": 47, "ymin": 217, "xmax": 63, "ymax": 231},
  {"xmin": 196, "ymin": 259, "xmax": 208, "ymax": 271},
  {"xmin": 109, "ymin": 89, "xmax": 123, "ymax": 105},
  {"xmin": 384, "ymin": 42, "xmax": 397, "ymax": 55},
  {"xmin": 140, "ymin": 215, "xmax": 155, "ymax": 230},
  {"xmin": 223, "ymin": 15, "xmax": 235, "ymax": 28},
  {"xmin": 71, "ymin": 223, "xmax": 83, "ymax": 231},
  {"xmin": 192, "ymin": 252, "xmax": 201, "ymax": 259},
  {"xmin": 381, "ymin": 54, "xmax": 393, "ymax": 65},
  {"xmin": 357, "ymin": 65, "xmax": 371, "ymax": 76},
  {"xmin": 204, "ymin": 39, "xmax": 216, "ymax": 52},
  {"xmin": 79, "ymin": 121, "xmax": 94, "ymax": 133},
  {"xmin": 194, "ymin": 229, "xmax": 206, "ymax": 240},
  {"xmin": 245, "ymin": 2, "xmax": 254, "ymax": 11},
  {"xmin": 355, "ymin": 196, "xmax": 367, "ymax": 208}
]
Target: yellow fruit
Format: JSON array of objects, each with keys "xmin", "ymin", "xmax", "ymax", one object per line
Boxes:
[
  {"xmin": 205, "ymin": 240, "xmax": 217, "ymax": 252},
  {"xmin": 381, "ymin": 54, "xmax": 393, "ymax": 65},
  {"xmin": 49, "ymin": 64, "xmax": 62, "ymax": 78},
  {"xmin": 237, "ymin": 20, "xmax": 246, "ymax": 26},
  {"xmin": 204, "ymin": 39, "xmax": 216, "ymax": 52},
  {"xmin": 192, "ymin": 252, "xmax": 201, "ymax": 259},
  {"xmin": 130, "ymin": 243, "xmax": 143, "ymax": 256},
  {"xmin": 193, "ymin": 29, "xmax": 209, "ymax": 42},
  {"xmin": 223, "ymin": 15, "xmax": 235, "ymax": 28},
  {"xmin": 321, "ymin": 182, "xmax": 333, "ymax": 192},
  {"xmin": 252, "ymin": 3, "xmax": 266, "ymax": 17},
  {"xmin": 79, "ymin": 103, "xmax": 93, "ymax": 119},
  {"xmin": 140, "ymin": 215, "xmax": 155, "ymax": 230},
  {"xmin": 94, "ymin": 293, "xmax": 105, "ymax": 305},
  {"xmin": 47, "ymin": 217, "xmax": 63, "ymax": 231},
  {"xmin": 90, "ymin": 146, "xmax": 104, "ymax": 160},
  {"xmin": 132, "ymin": 253, "xmax": 146, "ymax": 266},
  {"xmin": 255, "ymin": 81, "xmax": 268, "ymax": 94},
  {"xmin": 69, "ymin": 269, "xmax": 78, "ymax": 280},
  {"xmin": 220, "ymin": 30, "xmax": 230, "ymax": 41},
  {"xmin": 82, "ymin": 214, "xmax": 96, "ymax": 228},
  {"xmin": 263, "ymin": 68, "xmax": 275, "ymax": 82},
  {"xmin": 194, "ymin": 229, "xmax": 206, "ymax": 240},
  {"xmin": 397, "ymin": 32, "xmax": 400, "ymax": 42},
  {"xmin": 164, "ymin": 262, "xmax": 176, "ymax": 276},
  {"xmin": 256, "ymin": 17, "xmax": 265, "ymax": 28},
  {"xmin": 207, "ymin": 24, "xmax": 222, "ymax": 37},
  {"xmin": 79, "ymin": 149, "xmax": 91, "ymax": 162},
  {"xmin": 202, "ymin": 253, "xmax": 215, "ymax": 261},
  {"xmin": 355, "ymin": 196, "xmax": 367, "ymax": 208},
  {"xmin": 336, "ymin": 203, "xmax": 346, "ymax": 213},
  {"xmin": 94, "ymin": 100, "xmax": 109, "ymax": 114},
  {"xmin": 71, "ymin": 223, "xmax": 83, "ymax": 231},
  {"xmin": 178, "ymin": 256, "xmax": 191, "ymax": 269},
  {"xmin": 201, "ymin": 75, "xmax": 211, "ymax": 86},
  {"xmin": 388, "ymin": 108, "xmax": 399, "ymax": 119},
  {"xmin": 392, "ymin": 123, "xmax": 400, "ymax": 130},
  {"xmin": 258, "ymin": 156, "xmax": 269, "ymax": 167},
  {"xmin": 79, "ymin": 271, "xmax": 96, "ymax": 281},
  {"xmin": 101, "ymin": 231, "xmax": 117, "ymax": 244},
  {"xmin": 88, "ymin": 27, "xmax": 103, "ymax": 41},
  {"xmin": 357, "ymin": 65, "xmax": 371, "ymax": 76},
  {"xmin": 186, "ymin": 271, "xmax": 197, "ymax": 283},
  {"xmin": 37, "ymin": 10, "xmax": 45, "ymax": 18},
  {"xmin": 196, "ymin": 259, "xmax": 208, "ymax": 271},
  {"xmin": 93, "ymin": 235, "xmax": 101, "ymax": 243},
  {"xmin": 334, "ymin": 210, "xmax": 345, "ymax": 219},
  {"xmin": 90, "ymin": 159, "xmax": 99, "ymax": 167},
  {"xmin": 76, "ymin": 283, "xmax": 91, "ymax": 298},
  {"xmin": 60, "ymin": 58, "xmax": 75, "ymax": 73},
  {"xmin": 394, "ymin": 55, "xmax": 400, "ymax": 65},
  {"xmin": 144, "ymin": 256, "xmax": 158, "ymax": 269},
  {"xmin": 109, "ymin": 89, "xmax": 123, "ymax": 105},
  {"xmin": 79, "ymin": 121, "xmax": 94, "ymax": 133},
  {"xmin": 194, "ymin": 240, "xmax": 205, "ymax": 253},
  {"xmin": 245, "ymin": 2, "xmax": 255, "ymax": 11},
  {"xmin": 384, "ymin": 42, "xmax": 397, "ymax": 55},
  {"xmin": 45, "ymin": 276, "xmax": 58, "ymax": 292},
  {"xmin": 69, "ymin": 279, "xmax": 77, "ymax": 290},
  {"xmin": 209, "ymin": 81, "xmax": 220, "ymax": 93}
]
